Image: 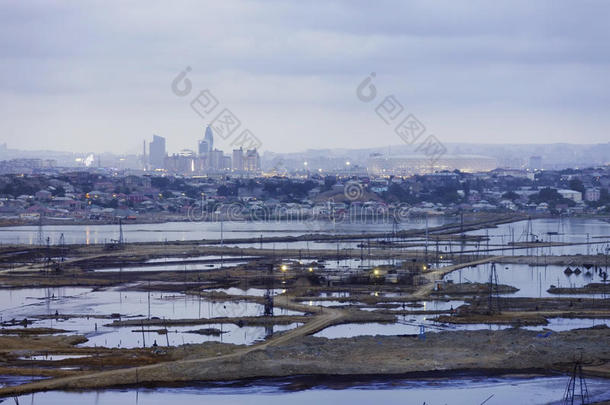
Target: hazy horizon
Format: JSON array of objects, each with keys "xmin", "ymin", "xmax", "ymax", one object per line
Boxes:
[{"xmin": 2, "ymin": 140, "xmax": 610, "ymax": 158}]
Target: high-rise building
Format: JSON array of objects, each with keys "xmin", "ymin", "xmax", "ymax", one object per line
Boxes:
[
  {"xmin": 232, "ymin": 148, "xmax": 244, "ymax": 171},
  {"xmin": 245, "ymin": 149, "xmax": 261, "ymax": 172},
  {"xmin": 222, "ymin": 155, "xmax": 232, "ymax": 171},
  {"xmin": 204, "ymin": 125, "xmax": 214, "ymax": 152},
  {"xmin": 149, "ymin": 135, "xmax": 166, "ymax": 169},
  {"xmin": 208, "ymin": 149, "xmax": 224, "ymax": 171},
  {"xmin": 198, "ymin": 126, "xmax": 214, "ymax": 159},
  {"xmin": 142, "ymin": 140, "xmax": 147, "ymax": 169},
  {"xmin": 198, "ymin": 140, "xmax": 209, "ymax": 156}
]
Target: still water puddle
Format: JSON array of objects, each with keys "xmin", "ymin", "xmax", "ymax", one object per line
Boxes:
[
  {"xmin": 18, "ymin": 354, "xmax": 91, "ymax": 361},
  {"xmin": 81, "ymin": 322, "xmax": 303, "ymax": 348},
  {"xmin": 2, "ymin": 288, "xmax": 301, "ymax": 320},
  {"xmin": 443, "ymin": 262, "xmax": 608, "ymax": 298},
  {"xmin": 204, "ymin": 288, "xmax": 284, "ymax": 297},
  {"xmin": 95, "ymin": 261, "xmax": 249, "ymax": 272},
  {"xmin": 524, "ymin": 318, "xmax": 609, "ymax": 332},
  {"xmin": 0, "ymin": 287, "xmax": 91, "ymax": 320},
  {"xmin": 1, "ymin": 287, "xmax": 303, "ymax": 348},
  {"xmin": 359, "ymin": 300, "xmax": 466, "ymax": 312},
  {"xmin": 10, "ymin": 375, "xmax": 610, "ymax": 404},
  {"xmin": 300, "ymin": 300, "xmax": 353, "ymax": 307},
  {"xmin": 145, "ymin": 255, "xmax": 254, "ymax": 263},
  {"xmin": 314, "ymin": 316, "xmax": 609, "ymax": 339}
]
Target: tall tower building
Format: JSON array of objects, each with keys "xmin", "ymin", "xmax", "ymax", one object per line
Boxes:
[
  {"xmin": 209, "ymin": 149, "xmax": 224, "ymax": 171},
  {"xmin": 232, "ymin": 148, "xmax": 244, "ymax": 171},
  {"xmin": 204, "ymin": 126, "xmax": 214, "ymax": 152},
  {"xmin": 198, "ymin": 139, "xmax": 209, "ymax": 156},
  {"xmin": 149, "ymin": 134, "xmax": 166, "ymax": 169},
  {"xmin": 142, "ymin": 140, "xmax": 147, "ymax": 169},
  {"xmin": 245, "ymin": 149, "xmax": 261, "ymax": 172},
  {"xmin": 198, "ymin": 125, "xmax": 214, "ymax": 159}
]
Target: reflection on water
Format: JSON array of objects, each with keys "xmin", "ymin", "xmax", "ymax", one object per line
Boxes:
[
  {"xmin": 314, "ymin": 315, "xmax": 609, "ymax": 339},
  {"xmin": 0, "ymin": 287, "xmax": 91, "ymax": 319},
  {"xmin": 301, "ymin": 300, "xmax": 353, "ymax": 307},
  {"xmin": 95, "ymin": 261, "xmax": 249, "ymax": 272},
  {"xmin": 2, "ymin": 288, "xmax": 301, "ymax": 320},
  {"xmin": 467, "ymin": 218, "xmax": 610, "ymax": 256},
  {"xmin": 524, "ymin": 317, "xmax": 609, "ymax": 332},
  {"xmin": 0, "ymin": 217, "xmax": 450, "ymax": 245},
  {"xmin": 81, "ymin": 322, "xmax": 302, "ymax": 348},
  {"xmin": 1, "ymin": 287, "xmax": 303, "ymax": 348},
  {"xmin": 18, "ymin": 354, "xmax": 91, "ymax": 361},
  {"xmin": 204, "ymin": 288, "xmax": 284, "ymax": 297},
  {"xmin": 12, "ymin": 375, "xmax": 610, "ymax": 404},
  {"xmin": 313, "ymin": 319, "xmax": 510, "ymax": 338},
  {"xmin": 0, "ymin": 375, "xmax": 48, "ymax": 388},
  {"xmin": 443, "ymin": 262, "xmax": 608, "ymax": 298}
]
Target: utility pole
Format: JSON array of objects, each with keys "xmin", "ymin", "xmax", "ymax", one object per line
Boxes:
[
  {"xmin": 486, "ymin": 229, "xmax": 489, "ymax": 254},
  {"xmin": 424, "ymin": 213, "xmax": 429, "ymax": 264},
  {"xmin": 263, "ymin": 263, "xmax": 274, "ymax": 317},
  {"xmin": 58, "ymin": 233, "xmax": 66, "ymax": 263},
  {"xmin": 488, "ymin": 262, "xmax": 501, "ymax": 314},
  {"xmin": 37, "ymin": 214, "xmax": 44, "ymax": 246},
  {"xmin": 436, "ymin": 235, "xmax": 440, "ymax": 269},
  {"xmin": 45, "ymin": 237, "xmax": 51, "ymax": 275},
  {"xmin": 220, "ymin": 218, "xmax": 224, "ymax": 269},
  {"xmin": 118, "ymin": 218, "xmax": 124, "ymax": 245},
  {"xmin": 586, "ymin": 233, "xmax": 590, "ymax": 256},
  {"xmin": 147, "ymin": 280, "xmax": 151, "ymax": 320}
]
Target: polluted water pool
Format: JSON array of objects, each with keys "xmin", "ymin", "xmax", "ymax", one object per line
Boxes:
[
  {"xmin": 10, "ymin": 374, "xmax": 610, "ymax": 404},
  {"xmin": 443, "ymin": 262, "xmax": 609, "ymax": 298}
]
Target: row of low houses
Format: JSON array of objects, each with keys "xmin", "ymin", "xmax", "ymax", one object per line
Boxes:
[{"xmin": 2, "ymin": 165, "xmax": 610, "ymax": 222}]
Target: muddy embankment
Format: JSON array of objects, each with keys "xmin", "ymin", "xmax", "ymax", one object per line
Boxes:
[
  {"xmin": 0, "ymin": 327, "xmax": 609, "ymax": 397},
  {"xmin": 435, "ymin": 296, "xmax": 610, "ymax": 325},
  {"xmin": 548, "ymin": 283, "xmax": 610, "ymax": 295}
]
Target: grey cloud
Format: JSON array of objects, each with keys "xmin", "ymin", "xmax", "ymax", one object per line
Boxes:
[{"xmin": 0, "ymin": 0, "xmax": 609, "ymax": 152}]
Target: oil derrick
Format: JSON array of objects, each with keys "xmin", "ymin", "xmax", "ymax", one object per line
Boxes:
[
  {"xmin": 435, "ymin": 236, "xmax": 440, "ymax": 269},
  {"xmin": 37, "ymin": 214, "xmax": 44, "ymax": 246},
  {"xmin": 263, "ymin": 263, "xmax": 274, "ymax": 317},
  {"xmin": 105, "ymin": 218, "xmax": 125, "ymax": 250},
  {"xmin": 118, "ymin": 217, "xmax": 124, "ymax": 245},
  {"xmin": 44, "ymin": 237, "xmax": 52, "ymax": 274},
  {"xmin": 424, "ymin": 213, "xmax": 429, "ymax": 263},
  {"xmin": 563, "ymin": 360, "xmax": 589, "ymax": 405},
  {"xmin": 392, "ymin": 217, "xmax": 398, "ymax": 266},
  {"xmin": 58, "ymin": 233, "xmax": 66, "ymax": 263},
  {"xmin": 488, "ymin": 262, "xmax": 501, "ymax": 314}
]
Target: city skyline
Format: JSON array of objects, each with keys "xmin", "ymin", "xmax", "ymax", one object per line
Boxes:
[{"xmin": 148, "ymin": 126, "xmax": 262, "ymax": 175}]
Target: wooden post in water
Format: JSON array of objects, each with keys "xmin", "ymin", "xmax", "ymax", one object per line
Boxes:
[{"xmin": 141, "ymin": 321, "xmax": 146, "ymax": 348}]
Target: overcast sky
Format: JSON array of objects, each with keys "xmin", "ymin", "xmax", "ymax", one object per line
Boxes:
[{"xmin": 1, "ymin": 0, "xmax": 609, "ymax": 154}]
